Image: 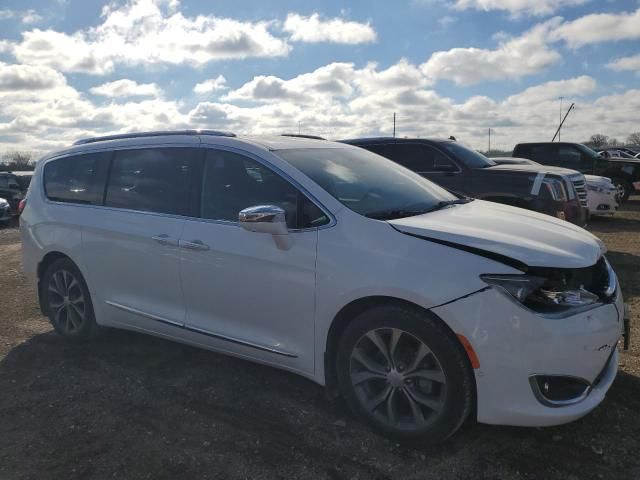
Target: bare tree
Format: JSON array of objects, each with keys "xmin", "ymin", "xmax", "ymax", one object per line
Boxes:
[
  {"xmin": 608, "ymin": 138, "xmax": 620, "ymax": 147},
  {"xmin": 1, "ymin": 151, "xmax": 34, "ymax": 170},
  {"xmin": 627, "ymin": 132, "xmax": 640, "ymax": 145},
  {"xmin": 587, "ymin": 134, "xmax": 609, "ymax": 149}
]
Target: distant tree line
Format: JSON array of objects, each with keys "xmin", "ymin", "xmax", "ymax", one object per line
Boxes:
[
  {"xmin": 0, "ymin": 151, "xmax": 35, "ymax": 171},
  {"xmin": 583, "ymin": 132, "xmax": 640, "ymax": 149}
]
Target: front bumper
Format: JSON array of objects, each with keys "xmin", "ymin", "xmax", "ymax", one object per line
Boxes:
[{"xmin": 432, "ymin": 286, "xmax": 624, "ymax": 427}]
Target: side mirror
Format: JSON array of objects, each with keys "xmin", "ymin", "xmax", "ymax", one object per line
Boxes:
[{"xmin": 239, "ymin": 205, "xmax": 291, "ymax": 250}]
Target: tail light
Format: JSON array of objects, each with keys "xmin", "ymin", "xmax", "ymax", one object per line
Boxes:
[{"xmin": 18, "ymin": 198, "xmax": 27, "ymax": 214}]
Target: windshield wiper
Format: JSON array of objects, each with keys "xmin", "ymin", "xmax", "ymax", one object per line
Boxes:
[{"xmin": 365, "ymin": 198, "xmax": 474, "ymax": 220}]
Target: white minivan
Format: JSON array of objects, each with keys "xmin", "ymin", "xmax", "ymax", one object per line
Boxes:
[{"xmin": 20, "ymin": 131, "xmax": 627, "ymax": 442}]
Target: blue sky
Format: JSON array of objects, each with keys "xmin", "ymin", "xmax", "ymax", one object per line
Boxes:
[{"xmin": 0, "ymin": 0, "xmax": 639, "ymax": 152}]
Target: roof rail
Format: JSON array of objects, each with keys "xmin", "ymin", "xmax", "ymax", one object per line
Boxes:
[
  {"xmin": 73, "ymin": 130, "xmax": 236, "ymax": 146},
  {"xmin": 280, "ymin": 134, "xmax": 326, "ymax": 140}
]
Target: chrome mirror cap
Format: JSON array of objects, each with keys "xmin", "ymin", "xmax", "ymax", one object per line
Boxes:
[{"xmin": 239, "ymin": 206, "xmax": 290, "ymax": 249}]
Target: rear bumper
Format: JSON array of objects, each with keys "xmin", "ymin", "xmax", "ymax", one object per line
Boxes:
[{"xmin": 432, "ymin": 286, "xmax": 624, "ymax": 427}]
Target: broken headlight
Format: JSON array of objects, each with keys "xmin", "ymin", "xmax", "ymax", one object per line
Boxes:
[{"xmin": 481, "ymin": 273, "xmax": 601, "ymax": 312}]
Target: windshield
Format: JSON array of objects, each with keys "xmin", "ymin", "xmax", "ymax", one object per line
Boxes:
[
  {"xmin": 437, "ymin": 142, "xmax": 495, "ymax": 168},
  {"xmin": 277, "ymin": 147, "xmax": 458, "ymax": 219}
]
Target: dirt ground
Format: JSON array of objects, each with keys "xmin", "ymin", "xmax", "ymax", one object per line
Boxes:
[{"xmin": 0, "ymin": 199, "xmax": 639, "ymax": 480}]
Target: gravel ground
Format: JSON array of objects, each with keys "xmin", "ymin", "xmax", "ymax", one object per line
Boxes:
[{"xmin": 0, "ymin": 199, "xmax": 639, "ymax": 480}]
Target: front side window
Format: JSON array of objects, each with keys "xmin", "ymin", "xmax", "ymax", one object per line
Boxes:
[
  {"xmin": 201, "ymin": 149, "xmax": 328, "ymax": 229},
  {"xmin": 105, "ymin": 148, "xmax": 198, "ymax": 215},
  {"xmin": 44, "ymin": 152, "xmax": 110, "ymax": 204},
  {"xmin": 556, "ymin": 146, "xmax": 581, "ymax": 168},
  {"xmin": 276, "ymin": 147, "xmax": 457, "ymax": 219},
  {"xmin": 437, "ymin": 142, "xmax": 495, "ymax": 169}
]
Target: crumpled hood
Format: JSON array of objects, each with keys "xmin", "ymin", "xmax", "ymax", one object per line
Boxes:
[{"xmin": 389, "ymin": 200, "xmax": 602, "ymax": 269}]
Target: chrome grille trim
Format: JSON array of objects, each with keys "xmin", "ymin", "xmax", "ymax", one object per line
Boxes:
[{"xmin": 570, "ymin": 175, "xmax": 588, "ymax": 207}]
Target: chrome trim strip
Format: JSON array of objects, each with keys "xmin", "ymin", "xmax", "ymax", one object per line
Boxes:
[
  {"xmin": 105, "ymin": 300, "xmax": 298, "ymax": 358},
  {"xmin": 105, "ymin": 300, "xmax": 183, "ymax": 327}
]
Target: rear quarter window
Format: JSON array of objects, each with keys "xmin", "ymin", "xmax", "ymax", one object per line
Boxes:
[{"xmin": 44, "ymin": 152, "xmax": 111, "ymax": 204}]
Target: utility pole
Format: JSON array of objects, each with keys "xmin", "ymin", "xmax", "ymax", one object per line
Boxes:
[
  {"xmin": 393, "ymin": 112, "xmax": 396, "ymax": 138},
  {"xmin": 298, "ymin": 121, "xmax": 301, "ymax": 135},
  {"xmin": 552, "ymin": 103, "xmax": 575, "ymax": 143},
  {"xmin": 488, "ymin": 128, "xmax": 491, "ymax": 153},
  {"xmin": 558, "ymin": 97, "xmax": 564, "ymax": 142}
]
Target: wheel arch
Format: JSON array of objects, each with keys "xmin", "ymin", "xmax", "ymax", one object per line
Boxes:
[{"xmin": 323, "ymin": 295, "xmax": 476, "ymax": 401}]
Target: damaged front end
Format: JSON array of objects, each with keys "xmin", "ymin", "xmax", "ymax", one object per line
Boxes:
[{"xmin": 481, "ymin": 256, "xmax": 618, "ymax": 317}]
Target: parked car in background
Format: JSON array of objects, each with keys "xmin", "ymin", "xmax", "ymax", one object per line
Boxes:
[
  {"xmin": 21, "ymin": 130, "xmax": 626, "ymax": 442},
  {"xmin": 492, "ymin": 158, "xmax": 618, "ymax": 218},
  {"xmin": 512, "ymin": 142, "xmax": 640, "ymax": 202},
  {"xmin": 0, "ymin": 197, "xmax": 11, "ymax": 225},
  {"xmin": 12, "ymin": 171, "xmax": 34, "ymax": 191},
  {"xmin": 340, "ymin": 138, "xmax": 587, "ymax": 226},
  {"xmin": 599, "ymin": 147, "xmax": 639, "ymax": 159},
  {"xmin": 0, "ymin": 172, "xmax": 27, "ymax": 214}
]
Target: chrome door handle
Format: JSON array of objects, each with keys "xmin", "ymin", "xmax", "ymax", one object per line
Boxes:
[
  {"xmin": 152, "ymin": 234, "xmax": 179, "ymax": 247},
  {"xmin": 179, "ymin": 239, "xmax": 210, "ymax": 251}
]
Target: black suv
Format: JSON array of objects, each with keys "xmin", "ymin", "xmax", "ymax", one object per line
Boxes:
[
  {"xmin": 0, "ymin": 172, "xmax": 27, "ymax": 214},
  {"xmin": 512, "ymin": 142, "xmax": 640, "ymax": 201},
  {"xmin": 341, "ymin": 138, "xmax": 587, "ymax": 226}
]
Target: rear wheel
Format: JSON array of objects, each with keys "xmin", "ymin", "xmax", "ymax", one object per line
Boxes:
[
  {"xmin": 42, "ymin": 258, "xmax": 99, "ymax": 341},
  {"xmin": 335, "ymin": 304, "xmax": 474, "ymax": 442}
]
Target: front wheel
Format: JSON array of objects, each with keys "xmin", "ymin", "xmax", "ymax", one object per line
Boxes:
[
  {"xmin": 612, "ymin": 178, "xmax": 631, "ymax": 203},
  {"xmin": 335, "ymin": 305, "xmax": 474, "ymax": 442},
  {"xmin": 42, "ymin": 258, "xmax": 99, "ymax": 341}
]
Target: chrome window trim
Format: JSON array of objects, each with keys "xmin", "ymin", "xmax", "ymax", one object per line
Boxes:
[
  {"xmin": 105, "ymin": 300, "xmax": 297, "ymax": 358},
  {"xmin": 39, "ymin": 142, "xmax": 337, "ymax": 232}
]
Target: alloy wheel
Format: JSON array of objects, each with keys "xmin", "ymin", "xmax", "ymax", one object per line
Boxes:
[
  {"xmin": 47, "ymin": 269, "xmax": 86, "ymax": 334},
  {"xmin": 349, "ymin": 328, "xmax": 447, "ymax": 431}
]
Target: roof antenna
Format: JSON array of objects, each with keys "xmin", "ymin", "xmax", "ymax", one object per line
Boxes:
[{"xmin": 449, "ymin": 136, "xmax": 456, "ymax": 141}]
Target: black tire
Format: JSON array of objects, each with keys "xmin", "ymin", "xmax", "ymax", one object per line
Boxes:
[
  {"xmin": 41, "ymin": 258, "xmax": 99, "ymax": 341},
  {"xmin": 335, "ymin": 304, "xmax": 474, "ymax": 443},
  {"xmin": 612, "ymin": 178, "xmax": 631, "ymax": 203}
]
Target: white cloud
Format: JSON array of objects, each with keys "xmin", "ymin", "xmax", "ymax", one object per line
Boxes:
[
  {"xmin": 0, "ymin": 8, "xmax": 44, "ymax": 24},
  {"xmin": 0, "ymin": 62, "xmax": 67, "ymax": 92},
  {"xmin": 421, "ymin": 19, "xmax": 561, "ymax": 85},
  {"xmin": 223, "ymin": 63, "xmax": 356, "ymax": 103},
  {"xmin": 283, "ymin": 13, "xmax": 376, "ymax": 44},
  {"xmin": 504, "ymin": 75, "xmax": 597, "ymax": 106},
  {"xmin": 22, "ymin": 10, "xmax": 44, "ymax": 24},
  {"xmin": 90, "ymin": 79, "xmax": 163, "ymax": 98},
  {"xmin": 194, "ymin": 75, "xmax": 227, "ymax": 94},
  {"xmin": 3, "ymin": 0, "xmax": 290, "ymax": 75},
  {"xmin": 551, "ymin": 8, "xmax": 640, "ymax": 48},
  {"xmin": 451, "ymin": 0, "xmax": 587, "ymax": 16},
  {"xmin": 607, "ymin": 54, "xmax": 640, "ymax": 74}
]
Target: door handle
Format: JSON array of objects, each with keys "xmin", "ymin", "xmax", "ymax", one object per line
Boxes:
[
  {"xmin": 179, "ymin": 239, "xmax": 210, "ymax": 251},
  {"xmin": 151, "ymin": 234, "xmax": 179, "ymax": 247}
]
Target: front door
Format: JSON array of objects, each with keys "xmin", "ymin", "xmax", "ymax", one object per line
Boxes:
[{"xmin": 179, "ymin": 148, "xmax": 327, "ymax": 375}]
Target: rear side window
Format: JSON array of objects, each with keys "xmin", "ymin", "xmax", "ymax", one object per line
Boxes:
[
  {"xmin": 44, "ymin": 152, "xmax": 110, "ymax": 204},
  {"xmin": 201, "ymin": 149, "xmax": 328, "ymax": 229},
  {"xmin": 105, "ymin": 148, "xmax": 199, "ymax": 216}
]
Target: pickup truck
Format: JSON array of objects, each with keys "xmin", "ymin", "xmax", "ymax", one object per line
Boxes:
[
  {"xmin": 512, "ymin": 142, "xmax": 640, "ymax": 201},
  {"xmin": 340, "ymin": 137, "xmax": 588, "ymax": 226}
]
